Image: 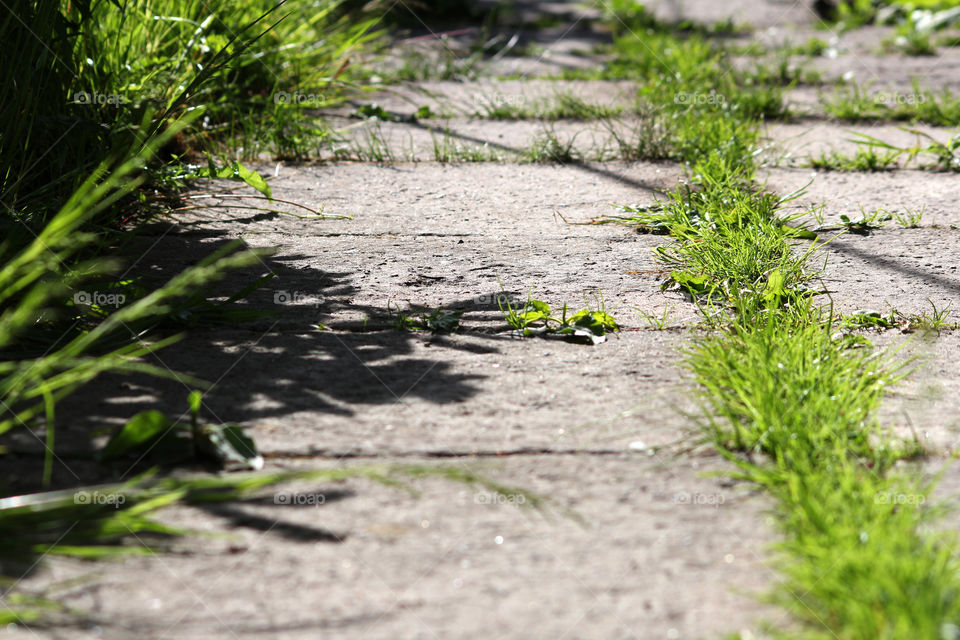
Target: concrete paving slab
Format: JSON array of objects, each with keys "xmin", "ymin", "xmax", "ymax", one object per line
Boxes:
[
  {"xmin": 761, "ymin": 121, "xmax": 956, "ymax": 167},
  {"xmin": 334, "ymin": 79, "xmax": 638, "ymax": 120},
  {"xmin": 10, "ymin": 454, "xmax": 780, "ymax": 640},
  {"xmin": 764, "ymin": 166, "xmax": 960, "ymax": 228}
]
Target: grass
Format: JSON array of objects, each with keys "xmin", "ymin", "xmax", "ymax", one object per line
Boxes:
[
  {"xmin": 0, "ymin": 0, "xmax": 409, "ymax": 624},
  {"xmin": 391, "ymin": 304, "xmax": 463, "ymax": 333},
  {"xmin": 822, "ymin": 80, "xmax": 960, "ymax": 126},
  {"xmin": 597, "ymin": 5, "xmax": 960, "ymax": 636},
  {"xmin": 809, "ymin": 129, "xmax": 960, "ymax": 172},
  {"xmin": 906, "ymin": 300, "xmax": 956, "ymax": 333},
  {"xmin": 476, "ymin": 92, "xmax": 624, "ymax": 121},
  {"xmin": 1, "ymin": 0, "xmax": 378, "ymax": 470},
  {"xmin": 894, "ymin": 206, "xmax": 925, "ymax": 228},
  {"xmin": 808, "ymin": 146, "xmax": 902, "ymax": 171},
  {"xmin": 431, "ymin": 129, "xmax": 503, "ymax": 162},
  {"xmin": 526, "ymin": 128, "xmax": 581, "ymax": 163},
  {"xmin": 340, "ymin": 121, "xmax": 398, "ymax": 162},
  {"xmin": 634, "ymin": 305, "xmax": 676, "ymax": 330}
]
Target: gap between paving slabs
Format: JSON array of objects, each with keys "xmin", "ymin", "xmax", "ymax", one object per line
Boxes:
[{"xmin": 575, "ymin": 2, "xmax": 960, "ymax": 637}]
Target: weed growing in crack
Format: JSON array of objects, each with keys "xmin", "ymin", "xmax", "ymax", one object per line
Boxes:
[
  {"xmin": 822, "ymin": 80, "xmax": 960, "ymax": 126},
  {"xmin": 476, "ymin": 91, "xmax": 623, "ymax": 121},
  {"xmin": 808, "ymin": 145, "xmax": 901, "ymax": 171},
  {"xmin": 431, "ymin": 129, "xmax": 502, "ymax": 162},
  {"xmin": 526, "ymin": 128, "xmax": 581, "ymax": 163},
  {"xmin": 815, "ymin": 204, "xmax": 892, "ymax": 234},
  {"xmin": 634, "ymin": 305, "xmax": 675, "ymax": 330},
  {"xmin": 390, "ymin": 304, "xmax": 463, "ymax": 334},
  {"xmin": 597, "ymin": 4, "xmax": 960, "ymax": 634},
  {"xmin": 498, "ymin": 289, "xmax": 619, "ymax": 344},
  {"xmin": 894, "ymin": 206, "xmax": 925, "ymax": 228},
  {"xmin": 905, "ymin": 300, "xmax": 956, "ymax": 333}
]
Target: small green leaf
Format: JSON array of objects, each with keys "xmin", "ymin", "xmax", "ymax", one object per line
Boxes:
[
  {"xmin": 524, "ymin": 299, "xmax": 551, "ymax": 315},
  {"xmin": 782, "ymin": 224, "xmax": 817, "ymax": 239},
  {"xmin": 100, "ymin": 411, "xmax": 173, "ymax": 461},
  {"xmin": 764, "ymin": 269, "xmax": 786, "ymax": 303},
  {"xmin": 568, "ymin": 309, "xmax": 619, "ymax": 334},
  {"xmin": 196, "ymin": 424, "xmax": 264, "ymax": 471},
  {"xmin": 668, "ymin": 271, "xmax": 712, "ymax": 295},
  {"xmin": 355, "ymin": 103, "xmax": 392, "ymax": 120},
  {"xmin": 188, "ymin": 391, "xmax": 203, "ymax": 415},
  {"xmin": 236, "ymin": 163, "xmax": 271, "ymax": 199}
]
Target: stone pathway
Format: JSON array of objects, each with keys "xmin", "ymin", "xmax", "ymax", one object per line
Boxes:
[{"xmin": 13, "ymin": 1, "xmax": 960, "ymax": 638}]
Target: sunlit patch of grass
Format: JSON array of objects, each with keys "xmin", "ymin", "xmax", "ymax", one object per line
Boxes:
[
  {"xmin": 596, "ymin": 5, "xmax": 960, "ymax": 634},
  {"xmin": 822, "ymin": 80, "xmax": 960, "ymax": 126}
]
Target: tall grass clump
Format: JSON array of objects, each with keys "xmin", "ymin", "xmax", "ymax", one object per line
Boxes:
[
  {"xmin": 602, "ymin": 4, "xmax": 960, "ymax": 636},
  {"xmin": 1, "ymin": 0, "xmax": 380, "ymax": 474},
  {"xmin": 0, "ymin": 1, "xmax": 382, "ymax": 619}
]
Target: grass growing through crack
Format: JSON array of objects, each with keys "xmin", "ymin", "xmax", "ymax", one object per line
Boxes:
[
  {"xmin": 894, "ymin": 206, "xmax": 925, "ymax": 228},
  {"xmin": 667, "ymin": 161, "xmax": 959, "ymax": 638},
  {"xmin": 526, "ymin": 128, "xmax": 581, "ymax": 163},
  {"xmin": 807, "ymin": 145, "xmax": 902, "ymax": 171},
  {"xmin": 601, "ymin": 5, "xmax": 960, "ymax": 636},
  {"xmin": 391, "ymin": 304, "xmax": 463, "ymax": 333},
  {"xmin": 806, "ymin": 129, "xmax": 960, "ymax": 172},
  {"xmin": 431, "ymin": 129, "xmax": 503, "ymax": 162},
  {"xmin": 822, "ymin": 80, "xmax": 960, "ymax": 126},
  {"xmin": 476, "ymin": 92, "xmax": 624, "ymax": 121}
]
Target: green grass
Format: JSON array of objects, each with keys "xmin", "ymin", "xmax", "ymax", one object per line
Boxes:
[
  {"xmin": 822, "ymin": 80, "xmax": 960, "ymax": 126},
  {"xmin": 1, "ymin": 0, "xmax": 377, "ymax": 472},
  {"xmin": 807, "ymin": 129, "xmax": 960, "ymax": 172},
  {"xmin": 431, "ymin": 129, "xmax": 503, "ymax": 162},
  {"xmin": 807, "ymin": 146, "xmax": 902, "ymax": 171},
  {"xmin": 894, "ymin": 206, "xmax": 925, "ymax": 228},
  {"xmin": 526, "ymin": 128, "xmax": 581, "ymax": 163},
  {"xmin": 660, "ymin": 157, "xmax": 960, "ymax": 637},
  {"xmin": 597, "ymin": 5, "xmax": 960, "ymax": 636},
  {"xmin": 476, "ymin": 92, "xmax": 624, "ymax": 121},
  {"xmin": 0, "ymin": 0, "xmax": 392, "ymax": 622}
]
